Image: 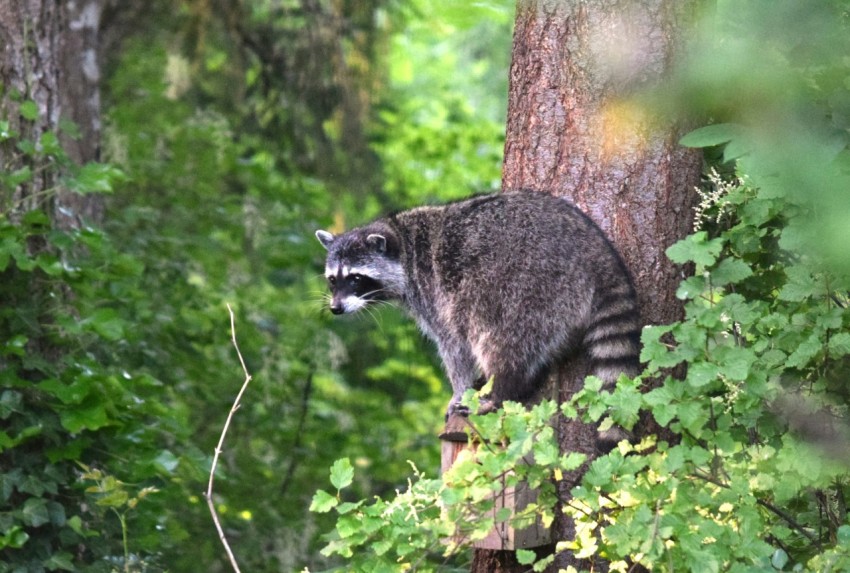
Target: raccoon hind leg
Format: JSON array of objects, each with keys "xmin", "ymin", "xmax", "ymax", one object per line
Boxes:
[
  {"xmin": 437, "ymin": 337, "xmax": 483, "ymax": 418},
  {"xmin": 475, "ymin": 348, "xmax": 551, "ymax": 412}
]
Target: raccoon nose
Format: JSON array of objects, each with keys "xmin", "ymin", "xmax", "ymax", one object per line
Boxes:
[{"xmin": 330, "ymin": 302, "xmax": 345, "ymax": 315}]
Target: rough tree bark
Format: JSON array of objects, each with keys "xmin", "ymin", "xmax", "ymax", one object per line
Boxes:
[
  {"xmin": 0, "ymin": 0, "xmax": 104, "ymax": 227},
  {"xmin": 471, "ymin": 1, "xmax": 701, "ymax": 571}
]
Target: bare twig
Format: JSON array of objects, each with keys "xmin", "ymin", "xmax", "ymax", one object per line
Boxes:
[
  {"xmin": 205, "ymin": 304, "xmax": 253, "ymax": 573},
  {"xmin": 280, "ymin": 370, "xmax": 314, "ymax": 497}
]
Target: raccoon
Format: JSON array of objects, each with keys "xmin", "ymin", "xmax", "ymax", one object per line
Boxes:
[{"xmin": 316, "ymin": 191, "xmax": 641, "ymax": 425}]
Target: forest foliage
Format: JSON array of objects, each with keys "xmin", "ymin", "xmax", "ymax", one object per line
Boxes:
[{"xmin": 2, "ymin": 0, "xmax": 850, "ymax": 572}]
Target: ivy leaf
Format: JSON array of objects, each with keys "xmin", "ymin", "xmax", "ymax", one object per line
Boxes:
[
  {"xmin": 330, "ymin": 458, "xmax": 354, "ymax": 490},
  {"xmin": 38, "ymin": 378, "xmax": 92, "ymax": 405},
  {"xmin": 59, "ymin": 399, "xmax": 109, "ymax": 433},
  {"xmin": 0, "ymin": 525, "xmax": 28, "ymax": 549},
  {"xmin": 67, "ymin": 162, "xmax": 125, "ymax": 194},
  {"xmin": 22, "ymin": 498, "xmax": 50, "ymax": 527},
  {"xmin": 19, "ymin": 100, "xmax": 39, "ymax": 121},
  {"xmin": 43, "ymin": 551, "xmax": 75, "ymax": 571},
  {"xmin": 80, "ymin": 308, "xmax": 125, "ymax": 341}
]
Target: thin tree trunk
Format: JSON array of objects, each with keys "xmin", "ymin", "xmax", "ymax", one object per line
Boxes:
[
  {"xmin": 472, "ymin": 1, "xmax": 701, "ymax": 571},
  {"xmin": 56, "ymin": 0, "xmax": 104, "ymax": 227}
]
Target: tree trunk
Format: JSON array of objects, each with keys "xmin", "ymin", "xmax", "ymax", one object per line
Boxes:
[
  {"xmin": 471, "ymin": 1, "xmax": 701, "ymax": 571},
  {"xmin": 0, "ymin": 0, "xmax": 104, "ymax": 227}
]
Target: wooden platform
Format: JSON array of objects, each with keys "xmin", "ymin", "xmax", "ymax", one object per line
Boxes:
[{"xmin": 439, "ymin": 414, "xmax": 552, "ymax": 550}]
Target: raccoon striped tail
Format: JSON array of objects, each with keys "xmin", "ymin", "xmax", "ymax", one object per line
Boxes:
[
  {"xmin": 583, "ymin": 284, "xmax": 641, "ymax": 451},
  {"xmin": 584, "ymin": 284, "xmax": 641, "ymax": 388}
]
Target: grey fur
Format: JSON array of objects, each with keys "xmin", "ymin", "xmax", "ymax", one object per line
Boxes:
[{"xmin": 316, "ymin": 191, "xmax": 641, "ymax": 425}]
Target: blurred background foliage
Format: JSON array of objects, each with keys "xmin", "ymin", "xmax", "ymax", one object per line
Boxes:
[
  {"xmin": 4, "ymin": 0, "xmax": 511, "ymax": 571},
  {"xmin": 100, "ymin": 0, "xmax": 512, "ymax": 570},
  {"xmin": 2, "ymin": 0, "xmax": 850, "ymax": 571}
]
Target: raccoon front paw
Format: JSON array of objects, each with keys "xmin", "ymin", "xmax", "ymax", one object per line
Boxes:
[
  {"xmin": 446, "ymin": 398, "xmax": 469, "ymax": 419},
  {"xmin": 445, "ymin": 396, "xmax": 500, "ymax": 420},
  {"xmin": 476, "ymin": 398, "xmax": 498, "ymax": 415}
]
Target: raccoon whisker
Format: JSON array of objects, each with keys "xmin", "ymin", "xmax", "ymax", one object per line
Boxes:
[
  {"xmin": 362, "ymin": 305, "xmax": 386, "ymax": 334},
  {"xmin": 362, "ymin": 288, "xmax": 391, "ymax": 301},
  {"xmin": 306, "ymin": 292, "xmax": 330, "ymax": 305}
]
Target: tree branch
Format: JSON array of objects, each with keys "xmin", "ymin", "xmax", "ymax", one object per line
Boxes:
[{"xmin": 205, "ymin": 304, "xmax": 253, "ymax": 573}]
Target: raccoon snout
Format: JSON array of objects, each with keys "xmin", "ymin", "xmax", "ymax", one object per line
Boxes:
[{"xmin": 330, "ymin": 302, "xmax": 345, "ymax": 315}]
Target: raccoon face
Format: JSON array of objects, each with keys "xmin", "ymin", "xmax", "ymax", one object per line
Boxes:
[{"xmin": 315, "ymin": 228, "xmax": 406, "ymax": 315}]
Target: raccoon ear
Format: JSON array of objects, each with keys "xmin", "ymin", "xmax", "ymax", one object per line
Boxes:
[
  {"xmin": 366, "ymin": 233, "xmax": 387, "ymax": 253},
  {"xmin": 315, "ymin": 230, "xmax": 335, "ymax": 250}
]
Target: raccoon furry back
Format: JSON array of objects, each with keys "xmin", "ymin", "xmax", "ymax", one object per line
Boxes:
[{"xmin": 316, "ymin": 191, "xmax": 641, "ymax": 421}]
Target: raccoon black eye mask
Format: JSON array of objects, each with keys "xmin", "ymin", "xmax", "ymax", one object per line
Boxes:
[{"xmin": 316, "ymin": 191, "xmax": 640, "ymax": 435}]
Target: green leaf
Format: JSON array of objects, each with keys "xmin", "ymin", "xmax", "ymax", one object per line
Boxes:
[
  {"xmin": 516, "ymin": 548, "xmax": 536, "ymax": 565},
  {"xmin": 93, "ymin": 488, "xmax": 129, "ymax": 508},
  {"xmin": 778, "ymin": 265, "xmax": 823, "ymax": 302},
  {"xmin": 784, "ymin": 333, "xmax": 821, "ymax": 369},
  {"xmin": 676, "ymin": 276, "xmax": 707, "ymax": 300},
  {"xmin": 43, "ymin": 551, "xmax": 75, "ymax": 571},
  {"xmin": 309, "ymin": 489, "xmax": 338, "ymax": 513},
  {"xmin": 40, "ymin": 131, "xmax": 62, "ymax": 156},
  {"xmin": 837, "ymin": 525, "xmax": 850, "ymax": 545},
  {"xmin": 68, "ymin": 162, "xmax": 125, "ymax": 194},
  {"xmin": 154, "ymin": 449, "xmax": 180, "ymax": 473},
  {"xmin": 330, "ymin": 458, "xmax": 354, "ymax": 490},
  {"xmin": 679, "ymin": 123, "xmax": 742, "ymax": 148},
  {"xmin": 22, "ymin": 497, "xmax": 50, "ymax": 527},
  {"xmin": 666, "ymin": 232, "xmax": 724, "ymax": 267},
  {"xmin": 19, "ymin": 100, "xmax": 39, "ymax": 121},
  {"xmin": 59, "ymin": 399, "xmax": 109, "ymax": 433},
  {"xmin": 0, "ymin": 389, "xmax": 22, "ymax": 418},
  {"xmin": 0, "ymin": 119, "xmax": 13, "ymax": 140},
  {"xmin": 710, "ymin": 258, "xmax": 752, "ymax": 286},
  {"xmin": 0, "ymin": 525, "xmax": 29, "ymax": 549},
  {"xmin": 715, "ymin": 346, "xmax": 756, "ymax": 381},
  {"xmin": 829, "ymin": 332, "xmax": 850, "ymax": 357},
  {"xmin": 81, "ymin": 308, "xmax": 125, "ymax": 341},
  {"xmin": 771, "ymin": 548, "xmax": 789, "ymax": 570},
  {"xmin": 687, "ymin": 361, "xmax": 720, "ymax": 388},
  {"xmin": 7, "ymin": 166, "xmax": 32, "ymax": 185},
  {"xmin": 38, "ymin": 378, "xmax": 92, "ymax": 405},
  {"xmin": 336, "ymin": 514, "xmax": 361, "ymax": 538},
  {"xmin": 335, "ymin": 500, "xmax": 364, "ymax": 515}
]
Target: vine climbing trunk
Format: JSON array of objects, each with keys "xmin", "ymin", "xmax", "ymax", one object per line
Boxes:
[
  {"xmin": 0, "ymin": 0, "xmax": 104, "ymax": 227},
  {"xmin": 471, "ymin": 0, "xmax": 702, "ymax": 571}
]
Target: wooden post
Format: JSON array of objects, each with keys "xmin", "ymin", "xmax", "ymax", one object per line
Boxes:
[{"xmin": 439, "ymin": 414, "xmax": 552, "ymax": 551}]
